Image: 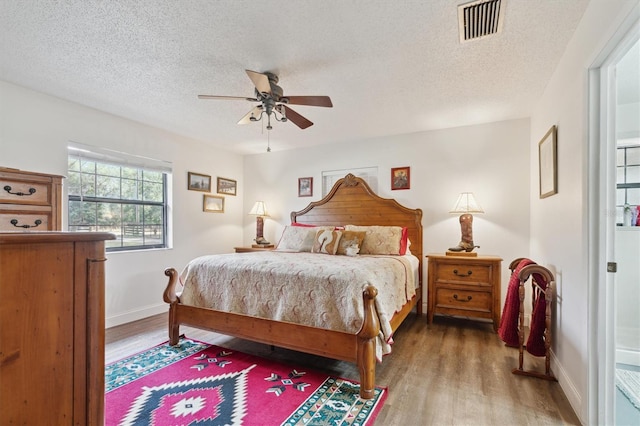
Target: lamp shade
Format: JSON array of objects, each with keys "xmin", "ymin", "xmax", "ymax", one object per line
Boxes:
[
  {"xmin": 249, "ymin": 201, "xmax": 268, "ymax": 216},
  {"xmin": 449, "ymin": 192, "xmax": 484, "ymax": 214}
]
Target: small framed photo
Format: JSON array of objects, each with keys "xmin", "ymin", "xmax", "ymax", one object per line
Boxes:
[
  {"xmin": 217, "ymin": 177, "xmax": 237, "ymax": 196},
  {"xmin": 203, "ymin": 194, "xmax": 224, "ymax": 213},
  {"xmin": 391, "ymin": 167, "xmax": 410, "ymax": 190},
  {"xmin": 187, "ymin": 172, "xmax": 211, "ymax": 192},
  {"xmin": 298, "ymin": 177, "xmax": 313, "ymax": 197},
  {"xmin": 538, "ymin": 125, "xmax": 557, "ymax": 199}
]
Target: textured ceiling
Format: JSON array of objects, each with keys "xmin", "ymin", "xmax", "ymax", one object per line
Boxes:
[{"xmin": 0, "ymin": 1, "xmax": 591, "ymax": 154}]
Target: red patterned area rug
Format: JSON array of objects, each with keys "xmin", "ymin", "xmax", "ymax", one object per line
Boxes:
[{"xmin": 105, "ymin": 337, "xmax": 387, "ymax": 425}]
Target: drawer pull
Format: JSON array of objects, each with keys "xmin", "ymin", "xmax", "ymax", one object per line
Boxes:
[
  {"xmin": 10, "ymin": 219, "xmax": 42, "ymax": 229},
  {"xmin": 453, "ymin": 294, "xmax": 472, "ymax": 302},
  {"xmin": 453, "ymin": 269, "xmax": 473, "ymax": 277},
  {"xmin": 3, "ymin": 185, "xmax": 36, "ymax": 197}
]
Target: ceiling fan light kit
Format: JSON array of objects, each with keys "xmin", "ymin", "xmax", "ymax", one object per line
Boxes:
[{"xmin": 198, "ymin": 69, "xmax": 333, "ymax": 133}]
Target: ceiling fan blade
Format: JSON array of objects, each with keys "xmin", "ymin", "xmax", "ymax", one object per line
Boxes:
[
  {"xmin": 277, "ymin": 105, "xmax": 313, "ymax": 129},
  {"xmin": 238, "ymin": 105, "xmax": 263, "ymax": 125},
  {"xmin": 283, "ymin": 96, "xmax": 333, "ymax": 108},
  {"xmin": 198, "ymin": 95, "xmax": 258, "ymax": 101},
  {"xmin": 245, "ymin": 70, "xmax": 272, "ymax": 95}
]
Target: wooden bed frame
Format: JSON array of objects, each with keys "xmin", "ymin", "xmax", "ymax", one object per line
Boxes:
[{"xmin": 163, "ymin": 173, "xmax": 423, "ymax": 398}]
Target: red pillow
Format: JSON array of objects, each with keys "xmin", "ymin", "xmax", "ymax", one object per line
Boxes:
[{"xmin": 399, "ymin": 227, "xmax": 409, "ymax": 255}]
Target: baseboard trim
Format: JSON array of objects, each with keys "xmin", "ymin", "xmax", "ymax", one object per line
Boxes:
[
  {"xmin": 616, "ymin": 348, "xmax": 640, "ymax": 367},
  {"xmin": 106, "ymin": 303, "xmax": 167, "ymax": 328},
  {"xmin": 551, "ymin": 350, "xmax": 584, "ymax": 424}
]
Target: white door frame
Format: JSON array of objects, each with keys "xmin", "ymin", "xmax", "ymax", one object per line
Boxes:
[{"xmin": 587, "ymin": 11, "xmax": 639, "ymax": 426}]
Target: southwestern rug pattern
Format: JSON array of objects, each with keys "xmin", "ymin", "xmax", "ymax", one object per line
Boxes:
[{"xmin": 105, "ymin": 337, "xmax": 386, "ymax": 425}]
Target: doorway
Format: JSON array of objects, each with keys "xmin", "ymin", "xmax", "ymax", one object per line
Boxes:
[
  {"xmin": 613, "ymin": 37, "xmax": 640, "ymax": 426},
  {"xmin": 590, "ymin": 17, "xmax": 639, "ymax": 426}
]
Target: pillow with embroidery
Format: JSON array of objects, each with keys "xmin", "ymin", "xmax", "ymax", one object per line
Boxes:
[
  {"xmin": 311, "ymin": 229, "xmax": 343, "ymax": 255},
  {"xmin": 336, "ymin": 230, "xmax": 366, "ymax": 255},
  {"xmin": 275, "ymin": 225, "xmax": 334, "ymax": 252},
  {"xmin": 344, "ymin": 225, "xmax": 407, "ymax": 255}
]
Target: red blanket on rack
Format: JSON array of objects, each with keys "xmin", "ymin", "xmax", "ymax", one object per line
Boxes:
[
  {"xmin": 498, "ymin": 258, "xmax": 535, "ymax": 346},
  {"xmin": 526, "ymin": 274, "xmax": 548, "ymax": 357},
  {"xmin": 497, "ymin": 258, "xmax": 549, "ymax": 357}
]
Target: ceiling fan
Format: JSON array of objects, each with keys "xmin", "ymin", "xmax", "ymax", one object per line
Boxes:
[{"xmin": 198, "ymin": 70, "xmax": 333, "ymax": 130}]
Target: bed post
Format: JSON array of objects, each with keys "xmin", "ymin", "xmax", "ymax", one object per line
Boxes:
[
  {"xmin": 163, "ymin": 268, "xmax": 181, "ymax": 346},
  {"xmin": 357, "ymin": 285, "xmax": 380, "ymax": 399}
]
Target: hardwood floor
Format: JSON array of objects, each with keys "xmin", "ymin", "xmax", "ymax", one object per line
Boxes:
[{"xmin": 106, "ymin": 312, "xmax": 581, "ymax": 425}]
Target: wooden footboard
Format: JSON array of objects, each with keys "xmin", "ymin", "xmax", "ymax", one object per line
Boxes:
[{"xmin": 163, "ymin": 267, "xmax": 380, "ymax": 399}]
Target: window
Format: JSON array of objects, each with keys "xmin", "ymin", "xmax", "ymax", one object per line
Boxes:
[
  {"xmin": 616, "ymin": 142, "xmax": 640, "ymax": 224},
  {"xmin": 67, "ymin": 145, "xmax": 171, "ymax": 251}
]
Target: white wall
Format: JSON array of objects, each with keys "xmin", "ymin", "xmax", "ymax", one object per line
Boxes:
[
  {"xmin": 242, "ymin": 118, "xmax": 532, "ymax": 313},
  {"xmin": 528, "ymin": 0, "xmax": 639, "ymax": 423},
  {"xmin": 0, "ymin": 80, "xmax": 244, "ymax": 326}
]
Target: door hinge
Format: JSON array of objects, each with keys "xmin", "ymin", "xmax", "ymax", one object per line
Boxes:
[{"xmin": 607, "ymin": 262, "xmax": 617, "ymax": 273}]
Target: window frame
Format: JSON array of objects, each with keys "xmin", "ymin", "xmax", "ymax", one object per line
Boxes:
[
  {"xmin": 616, "ymin": 144, "xmax": 640, "ymax": 224},
  {"xmin": 67, "ymin": 146, "xmax": 171, "ymax": 252}
]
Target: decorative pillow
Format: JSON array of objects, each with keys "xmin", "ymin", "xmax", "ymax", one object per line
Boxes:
[
  {"xmin": 311, "ymin": 229, "xmax": 343, "ymax": 255},
  {"xmin": 275, "ymin": 226, "xmax": 333, "ymax": 252},
  {"xmin": 336, "ymin": 231, "xmax": 366, "ymax": 255},
  {"xmin": 344, "ymin": 225, "xmax": 408, "ymax": 255},
  {"xmin": 399, "ymin": 227, "xmax": 409, "ymax": 254}
]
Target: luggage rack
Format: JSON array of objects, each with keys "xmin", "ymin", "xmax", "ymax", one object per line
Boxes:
[{"xmin": 508, "ymin": 258, "xmax": 557, "ymax": 381}]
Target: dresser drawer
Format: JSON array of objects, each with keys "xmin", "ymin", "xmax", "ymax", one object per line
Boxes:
[
  {"xmin": 0, "ymin": 212, "xmax": 51, "ymax": 231},
  {"xmin": 435, "ymin": 287, "xmax": 492, "ymax": 314},
  {"xmin": 0, "ymin": 168, "xmax": 63, "ymax": 230},
  {"xmin": 434, "ymin": 262, "xmax": 492, "ymax": 286},
  {"xmin": 0, "ymin": 178, "xmax": 52, "ymax": 206}
]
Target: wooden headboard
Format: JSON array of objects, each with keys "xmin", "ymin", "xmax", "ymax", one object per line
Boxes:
[{"xmin": 291, "ymin": 173, "xmax": 423, "ymax": 284}]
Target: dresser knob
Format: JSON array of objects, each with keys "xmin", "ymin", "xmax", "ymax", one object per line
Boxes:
[
  {"xmin": 453, "ymin": 294, "xmax": 472, "ymax": 302},
  {"xmin": 4, "ymin": 185, "xmax": 36, "ymax": 196},
  {"xmin": 453, "ymin": 269, "xmax": 473, "ymax": 277}
]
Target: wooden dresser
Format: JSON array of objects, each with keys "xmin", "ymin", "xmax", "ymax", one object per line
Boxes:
[
  {"xmin": 427, "ymin": 253, "xmax": 502, "ymax": 331},
  {"xmin": 0, "ymin": 167, "xmax": 63, "ymax": 231},
  {"xmin": 0, "ymin": 232, "xmax": 115, "ymax": 425}
]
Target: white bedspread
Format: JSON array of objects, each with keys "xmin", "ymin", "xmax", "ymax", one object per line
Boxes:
[{"xmin": 178, "ymin": 251, "xmax": 417, "ymax": 358}]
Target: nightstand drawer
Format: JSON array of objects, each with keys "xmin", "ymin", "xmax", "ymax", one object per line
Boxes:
[
  {"xmin": 435, "ymin": 263, "xmax": 492, "ymax": 285},
  {"xmin": 435, "ymin": 287, "xmax": 492, "ymax": 314},
  {"xmin": 427, "ymin": 253, "xmax": 502, "ymax": 331}
]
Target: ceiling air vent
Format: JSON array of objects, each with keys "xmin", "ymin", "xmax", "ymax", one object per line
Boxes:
[{"xmin": 458, "ymin": 0, "xmax": 505, "ymax": 43}]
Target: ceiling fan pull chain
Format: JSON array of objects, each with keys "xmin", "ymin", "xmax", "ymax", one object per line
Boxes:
[{"xmin": 267, "ymin": 128, "xmax": 271, "ymax": 152}]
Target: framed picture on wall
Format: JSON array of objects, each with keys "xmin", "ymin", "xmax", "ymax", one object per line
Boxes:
[
  {"xmin": 217, "ymin": 177, "xmax": 237, "ymax": 196},
  {"xmin": 203, "ymin": 194, "xmax": 224, "ymax": 212},
  {"xmin": 298, "ymin": 177, "xmax": 313, "ymax": 197},
  {"xmin": 187, "ymin": 172, "xmax": 211, "ymax": 192},
  {"xmin": 538, "ymin": 125, "xmax": 557, "ymax": 199},
  {"xmin": 391, "ymin": 167, "xmax": 410, "ymax": 190}
]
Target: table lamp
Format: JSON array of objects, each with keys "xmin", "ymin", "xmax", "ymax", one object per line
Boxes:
[
  {"xmin": 249, "ymin": 201, "xmax": 271, "ymax": 247},
  {"xmin": 448, "ymin": 192, "xmax": 484, "ymax": 254}
]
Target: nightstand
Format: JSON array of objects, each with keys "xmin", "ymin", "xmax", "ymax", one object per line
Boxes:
[
  {"xmin": 427, "ymin": 253, "xmax": 502, "ymax": 331},
  {"xmin": 234, "ymin": 245, "xmax": 275, "ymax": 253}
]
